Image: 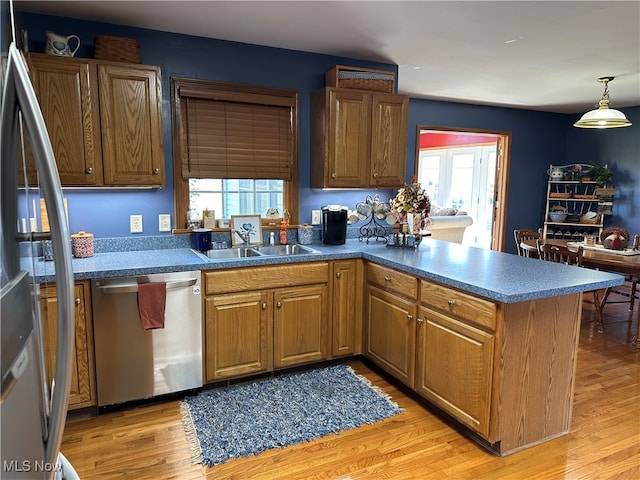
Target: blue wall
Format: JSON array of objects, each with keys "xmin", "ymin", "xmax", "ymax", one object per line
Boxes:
[{"xmin": 17, "ymin": 11, "xmax": 639, "ymax": 252}]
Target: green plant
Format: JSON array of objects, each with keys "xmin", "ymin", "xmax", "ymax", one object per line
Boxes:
[{"xmin": 589, "ymin": 164, "xmax": 612, "ymax": 186}]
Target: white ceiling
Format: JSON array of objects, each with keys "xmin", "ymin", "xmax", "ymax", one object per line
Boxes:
[{"xmin": 14, "ymin": 0, "xmax": 640, "ymax": 114}]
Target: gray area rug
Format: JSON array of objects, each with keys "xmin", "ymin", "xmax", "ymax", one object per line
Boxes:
[{"xmin": 180, "ymin": 364, "xmax": 403, "ymax": 467}]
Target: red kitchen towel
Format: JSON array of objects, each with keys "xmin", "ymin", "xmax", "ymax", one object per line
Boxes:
[{"xmin": 137, "ymin": 282, "xmax": 167, "ymax": 330}]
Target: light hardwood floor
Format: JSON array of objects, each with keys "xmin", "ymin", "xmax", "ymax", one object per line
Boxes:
[{"xmin": 61, "ymin": 294, "xmax": 640, "ymax": 479}]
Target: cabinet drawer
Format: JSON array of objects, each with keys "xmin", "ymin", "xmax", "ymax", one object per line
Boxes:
[
  {"xmin": 205, "ymin": 262, "xmax": 329, "ymax": 295},
  {"xmin": 420, "ymin": 281, "xmax": 497, "ymax": 331},
  {"xmin": 366, "ymin": 262, "xmax": 418, "ymax": 300}
]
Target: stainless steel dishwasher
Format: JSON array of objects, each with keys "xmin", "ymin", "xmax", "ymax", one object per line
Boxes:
[{"xmin": 91, "ymin": 271, "xmax": 202, "ymax": 406}]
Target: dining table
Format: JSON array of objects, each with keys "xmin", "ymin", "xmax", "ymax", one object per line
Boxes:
[{"xmin": 521, "ymin": 238, "xmax": 640, "ymax": 347}]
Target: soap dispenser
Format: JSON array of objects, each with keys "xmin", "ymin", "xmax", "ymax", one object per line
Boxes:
[{"xmin": 279, "ymin": 220, "xmax": 288, "ymax": 245}]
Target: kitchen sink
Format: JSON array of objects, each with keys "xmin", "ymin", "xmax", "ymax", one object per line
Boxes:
[
  {"xmin": 196, "ymin": 244, "xmax": 321, "ymax": 261},
  {"xmin": 200, "ymin": 246, "xmax": 265, "ymax": 259},
  {"xmin": 252, "ymin": 244, "xmax": 321, "ymax": 256}
]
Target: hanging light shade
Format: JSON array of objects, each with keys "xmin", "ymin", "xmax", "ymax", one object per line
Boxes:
[{"xmin": 574, "ymin": 76, "xmax": 632, "ymax": 128}]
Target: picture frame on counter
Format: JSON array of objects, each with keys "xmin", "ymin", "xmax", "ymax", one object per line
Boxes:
[
  {"xmin": 217, "ymin": 218, "xmax": 230, "ymax": 229},
  {"xmin": 230, "ymin": 215, "xmax": 262, "ymax": 245}
]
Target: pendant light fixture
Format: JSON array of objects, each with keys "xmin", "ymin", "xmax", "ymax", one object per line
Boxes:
[{"xmin": 574, "ymin": 76, "xmax": 632, "ymax": 129}]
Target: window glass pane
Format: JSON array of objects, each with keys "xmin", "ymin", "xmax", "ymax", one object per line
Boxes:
[
  {"xmin": 417, "ymin": 153, "xmax": 441, "ymax": 206},
  {"xmin": 189, "ymin": 178, "xmax": 283, "ymax": 219},
  {"xmin": 450, "ymin": 154, "xmax": 474, "ymax": 211}
]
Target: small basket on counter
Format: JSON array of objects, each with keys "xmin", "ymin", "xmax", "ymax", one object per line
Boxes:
[{"xmin": 71, "ymin": 231, "xmax": 94, "ymax": 258}]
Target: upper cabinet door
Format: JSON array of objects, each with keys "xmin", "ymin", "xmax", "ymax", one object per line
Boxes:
[
  {"xmin": 28, "ymin": 55, "xmax": 102, "ymax": 186},
  {"xmin": 98, "ymin": 64, "xmax": 164, "ymax": 186},
  {"xmin": 370, "ymin": 93, "xmax": 408, "ymax": 187},
  {"xmin": 310, "ymin": 87, "xmax": 407, "ymax": 189},
  {"xmin": 326, "ymin": 89, "xmax": 372, "ymax": 188}
]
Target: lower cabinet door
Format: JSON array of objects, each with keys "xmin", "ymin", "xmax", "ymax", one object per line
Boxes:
[
  {"xmin": 204, "ymin": 291, "xmax": 272, "ymax": 381},
  {"xmin": 41, "ymin": 281, "xmax": 96, "ymax": 409},
  {"xmin": 331, "ymin": 259, "xmax": 363, "ymax": 357},
  {"xmin": 365, "ymin": 285, "xmax": 416, "ymax": 388},
  {"xmin": 273, "ymin": 284, "xmax": 328, "ymax": 369},
  {"xmin": 415, "ymin": 306, "xmax": 494, "ymax": 437}
]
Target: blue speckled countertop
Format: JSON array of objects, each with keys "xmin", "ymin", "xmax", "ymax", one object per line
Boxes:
[{"xmin": 25, "ymin": 237, "xmax": 623, "ymax": 304}]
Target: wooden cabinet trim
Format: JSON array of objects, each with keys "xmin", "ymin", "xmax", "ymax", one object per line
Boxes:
[
  {"xmin": 366, "ymin": 262, "xmax": 418, "ymax": 299},
  {"xmin": 204, "ymin": 262, "xmax": 329, "ymax": 295},
  {"xmin": 420, "ymin": 281, "xmax": 497, "ymax": 331}
]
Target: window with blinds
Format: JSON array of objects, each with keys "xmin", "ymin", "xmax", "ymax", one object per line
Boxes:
[{"xmin": 176, "ymin": 80, "xmax": 297, "ymax": 181}]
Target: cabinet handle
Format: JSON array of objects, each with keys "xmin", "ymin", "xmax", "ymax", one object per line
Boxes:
[
  {"xmin": 384, "ymin": 275, "xmax": 392, "ymax": 282},
  {"xmin": 261, "ymin": 303, "xmax": 267, "ymax": 310},
  {"xmin": 447, "ymin": 299, "xmax": 456, "ymax": 306},
  {"xmin": 406, "ymin": 314, "xmax": 413, "ymax": 321},
  {"xmin": 153, "ymin": 168, "xmax": 160, "ymax": 175},
  {"xmin": 276, "ymin": 301, "xmax": 282, "ymax": 308},
  {"xmin": 417, "ymin": 317, "xmax": 424, "ymax": 325},
  {"xmin": 85, "ymin": 167, "xmax": 93, "ymax": 174},
  {"xmin": 75, "ymin": 298, "xmax": 81, "ymax": 305},
  {"xmin": 373, "ymin": 172, "xmax": 379, "ymax": 178},
  {"xmin": 331, "ymin": 172, "xmax": 337, "ymax": 179},
  {"xmin": 336, "ymin": 272, "xmax": 342, "ymax": 279}
]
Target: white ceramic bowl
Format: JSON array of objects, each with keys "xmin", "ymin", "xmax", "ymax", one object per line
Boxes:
[{"xmin": 549, "ymin": 212, "xmax": 568, "ymax": 222}]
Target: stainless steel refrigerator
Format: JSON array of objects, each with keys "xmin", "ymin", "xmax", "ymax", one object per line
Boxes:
[{"xmin": 1, "ymin": 2, "xmax": 80, "ymax": 478}]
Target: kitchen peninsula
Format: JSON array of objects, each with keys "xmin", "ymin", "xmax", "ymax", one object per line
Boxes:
[{"xmin": 28, "ymin": 238, "xmax": 623, "ymax": 456}]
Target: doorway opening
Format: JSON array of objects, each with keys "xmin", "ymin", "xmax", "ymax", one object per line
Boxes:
[{"xmin": 415, "ymin": 127, "xmax": 511, "ymax": 251}]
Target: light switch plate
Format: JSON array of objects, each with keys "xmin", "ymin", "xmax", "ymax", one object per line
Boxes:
[
  {"xmin": 159, "ymin": 214, "xmax": 171, "ymax": 232},
  {"xmin": 130, "ymin": 215, "xmax": 143, "ymax": 233},
  {"xmin": 311, "ymin": 210, "xmax": 321, "ymax": 225}
]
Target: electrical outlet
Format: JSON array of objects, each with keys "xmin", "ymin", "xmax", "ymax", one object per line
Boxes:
[
  {"xmin": 130, "ymin": 215, "xmax": 143, "ymax": 233},
  {"xmin": 159, "ymin": 214, "xmax": 171, "ymax": 232},
  {"xmin": 311, "ymin": 210, "xmax": 321, "ymax": 225}
]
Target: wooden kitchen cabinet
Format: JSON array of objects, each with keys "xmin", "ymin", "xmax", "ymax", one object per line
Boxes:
[
  {"xmin": 416, "ymin": 306, "xmax": 495, "ymax": 437},
  {"xmin": 416, "ymin": 281, "xmax": 496, "ymax": 438},
  {"xmin": 203, "ymin": 263, "xmax": 329, "ymax": 382},
  {"xmin": 364, "ymin": 263, "xmax": 418, "ymax": 388},
  {"xmin": 98, "ymin": 63, "xmax": 164, "ymax": 185},
  {"xmin": 40, "ymin": 280, "xmax": 96, "ymax": 410},
  {"xmin": 310, "ymin": 87, "xmax": 408, "ymax": 188},
  {"xmin": 22, "ymin": 55, "xmax": 102, "ymax": 186},
  {"xmin": 330, "ymin": 259, "xmax": 363, "ymax": 357},
  {"xmin": 204, "ymin": 291, "xmax": 272, "ymax": 381},
  {"xmin": 273, "ymin": 284, "xmax": 328, "ymax": 368},
  {"xmin": 24, "ymin": 54, "xmax": 164, "ymax": 187}
]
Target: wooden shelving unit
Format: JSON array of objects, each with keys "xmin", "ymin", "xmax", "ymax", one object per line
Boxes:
[{"xmin": 542, "ymin": 164, "xmax": 613, "ymax": 240}]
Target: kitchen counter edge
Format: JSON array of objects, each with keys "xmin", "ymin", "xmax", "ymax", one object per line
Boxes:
[{"xmin": 27, "ymin": 238, "xmax": 623, "ymax": 304}]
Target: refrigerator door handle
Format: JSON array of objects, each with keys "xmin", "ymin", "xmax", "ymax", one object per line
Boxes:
[{"xmin": 1, "ymin": 43, "xmax": 76, "ymax": 472}]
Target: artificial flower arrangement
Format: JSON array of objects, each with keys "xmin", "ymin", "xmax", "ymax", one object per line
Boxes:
[{"xmin": 389, "ymin": 176, "xmax": 431, "ymax": 232}]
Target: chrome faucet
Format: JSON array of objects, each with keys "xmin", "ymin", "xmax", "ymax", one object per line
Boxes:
[{"xmin": 235, "ymin": 230, "xmax": 251, "ymax": 246}]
